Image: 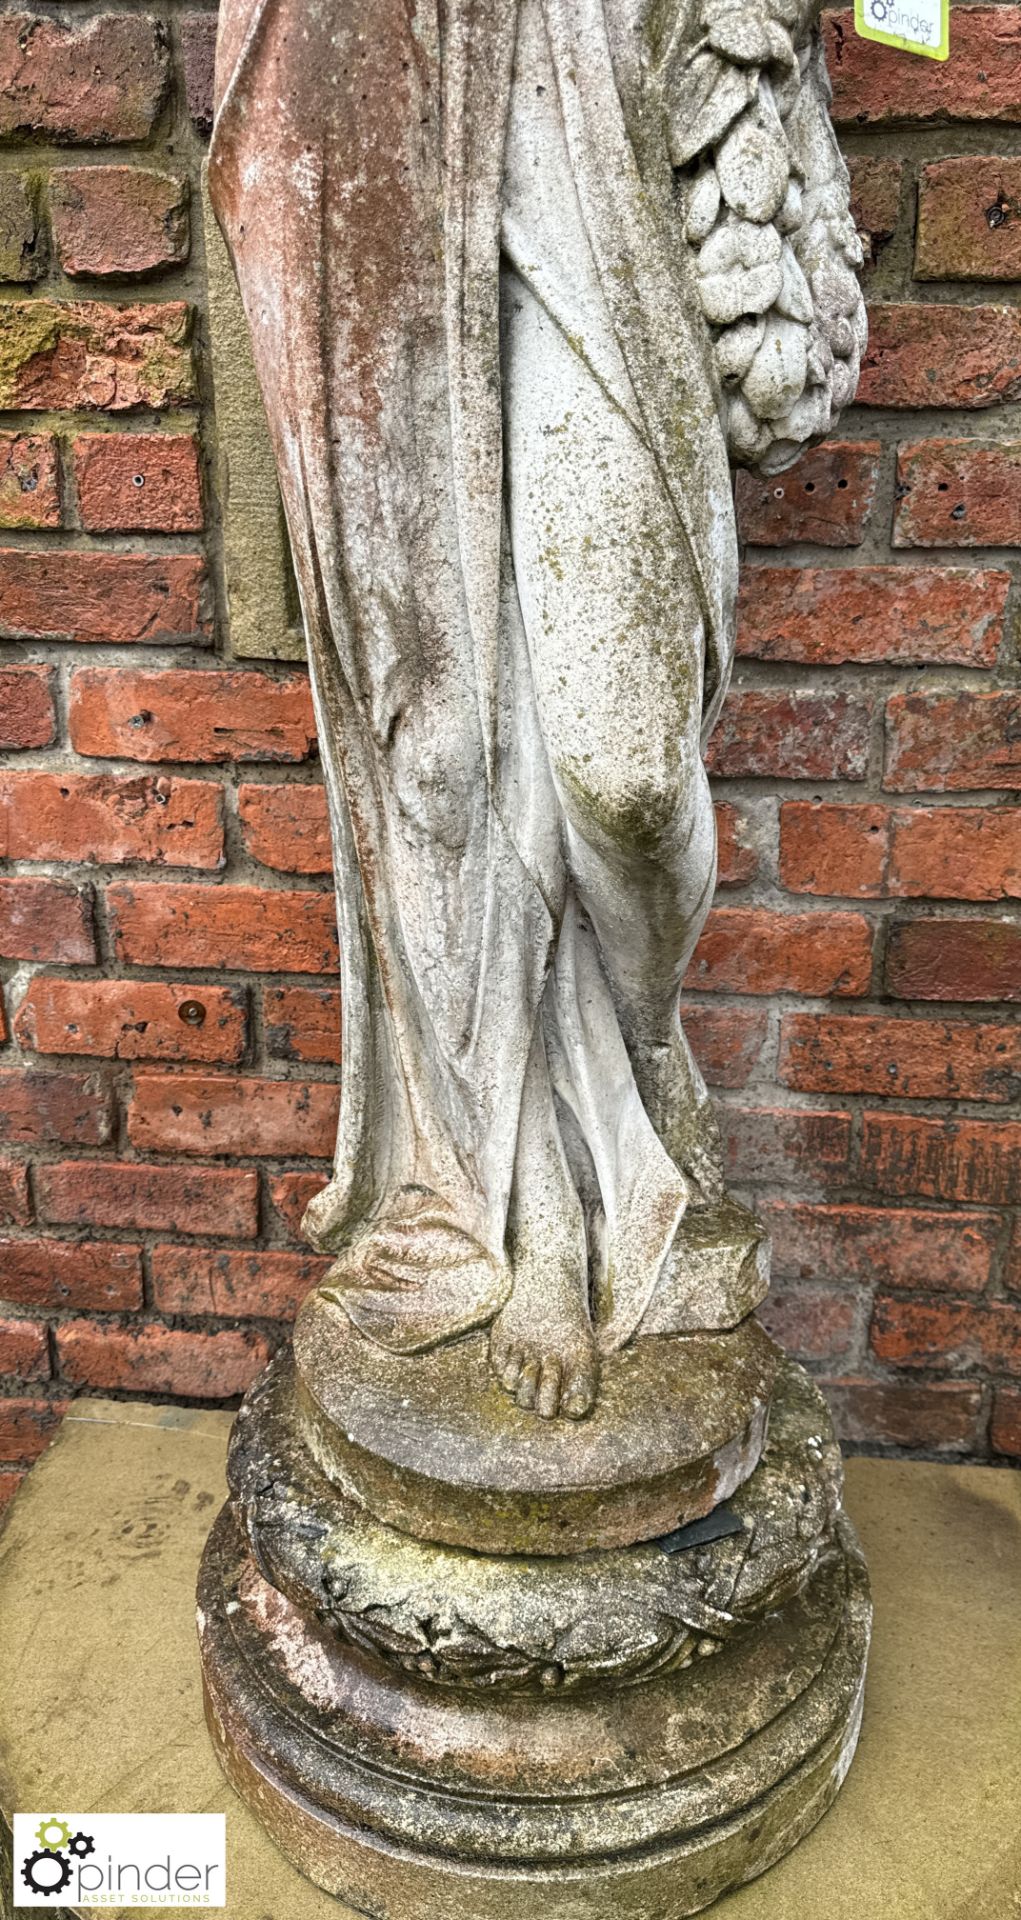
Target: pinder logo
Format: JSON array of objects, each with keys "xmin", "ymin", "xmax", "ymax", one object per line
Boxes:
[{"xmin": 13, "ymin": 1813, "xmax": 226, "ymax": 1908}]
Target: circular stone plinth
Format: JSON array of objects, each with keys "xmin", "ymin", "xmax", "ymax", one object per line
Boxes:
[
  {"xmin": 198, "ymin": 1498, "xmax": 871, "ymax": 1920},
  {"xmin": 292, "ymin": 1293, "xmax": 781, "ymax": 1553},
  {"xmin": 229, "ymin": 1350, "xmax": 846, "ymax": 1692}
]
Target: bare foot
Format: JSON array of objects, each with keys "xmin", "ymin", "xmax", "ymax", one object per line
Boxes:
[{"xmin": 490, "ymin": 1272, "xmax": 599, "ymax": 1419}]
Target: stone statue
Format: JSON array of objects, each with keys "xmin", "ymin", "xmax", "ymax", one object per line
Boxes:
[{"xmin": 199, "ymin": 2, "xmax": 871, "ymax": 1911}]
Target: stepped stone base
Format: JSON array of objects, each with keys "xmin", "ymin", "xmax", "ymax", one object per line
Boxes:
[
  {"xmin": 197, "ymin": 1348, "xmax": 870, "ymax": 1918},
  {"xmin": 1, "ymin": 1400, "xmax": 1019, "ymax": 1920},
  {"xmin": 198, "ymin": 1503, "xmax": 868, "ymax": 1919}
]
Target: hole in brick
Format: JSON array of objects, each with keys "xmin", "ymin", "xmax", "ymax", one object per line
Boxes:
[
  {"xmin": 803, "ymin": 481, "xmax": 816, "ymax": 493},
  {"xmin": 132, "ymin": 474, "xmax": 146, "ymax": 488},
  {"xmin": 773, "ymin": 487, "xmax": 784, "ymax": 499},
  {"xmin": 836, "ymin": 478, "xmax": 848, "ymax": 490},
  {"xmin": 179, "ymin": 1001, "xmax": 207, "ymax": 1027},
  {"xmin": 129, "ymin": 710, "xmax": 153, "ymax": 728},
  {"xmin": 950, "ymin": 503, "xmax": 966, "ymax": 520},
  {"xmin": 937, "ymin": 482, "xmax": 949, "ymax": 492}
]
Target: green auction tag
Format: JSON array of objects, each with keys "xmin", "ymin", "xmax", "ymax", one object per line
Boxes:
[{"xmin": 854, "ymin": 0, "xmax": 949, "ymax": 59}]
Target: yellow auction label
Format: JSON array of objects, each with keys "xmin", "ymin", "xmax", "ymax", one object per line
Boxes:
[{"xmin": 854, "ymin": 0, "xmax": 949, "ymax": 59}]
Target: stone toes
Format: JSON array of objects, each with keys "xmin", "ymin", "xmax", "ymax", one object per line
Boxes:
[
  {"xmin": 537, "ymin": 1359, "xmax": 562, "ymax": 1420},
  {"xmin": 562, "ymin": 1361, "xmax": 597, "ymax": 1420},
  {"xmin": 516, "ymin": 1356, "xmax": 540, "ymax": 1410},
  {"xmin": 499, "ymin": 1345, "xmax": 524, "ymax": 1392}
]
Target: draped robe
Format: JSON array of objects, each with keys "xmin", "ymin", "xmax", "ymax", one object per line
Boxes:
[{"xmin": 209, "ymin": 0, "xmax": 740, "ymax": 1352}]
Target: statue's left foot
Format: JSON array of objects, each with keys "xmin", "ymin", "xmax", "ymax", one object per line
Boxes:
[{"xmin": 490, "ymin": 1283, "xmax": 599, "ymax": 1420}]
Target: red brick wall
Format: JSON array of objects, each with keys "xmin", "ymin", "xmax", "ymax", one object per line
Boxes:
[{"xmin": 1, "ymin": 4, "xmax": 1019, "ymax": 1505}]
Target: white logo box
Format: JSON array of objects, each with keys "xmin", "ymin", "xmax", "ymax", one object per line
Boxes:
[{"xmin": 13, "ymin": 1813, "xmax": 226, "ymax": 1908}]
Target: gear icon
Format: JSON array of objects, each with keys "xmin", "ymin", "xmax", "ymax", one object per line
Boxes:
[
  {"xmin": 68, "ymin": 1831, "xmax": 96, "ymax": 1859},
  {"xmin": 34, "ymin": 1818, "xmax": 71, "ymax": 1851},
  {"xmin": 21, "ymin": 1849, "xmax": 73, "ymax": 1896}
]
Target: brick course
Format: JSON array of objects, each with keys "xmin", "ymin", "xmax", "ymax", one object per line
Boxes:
[
  {"xmin": 0, "ymin": 1, "xmax": 1017, "ymax": 1477},
  {"xmin": 50, "ymin": 166, "xmax": 189, "ymax": 279}
]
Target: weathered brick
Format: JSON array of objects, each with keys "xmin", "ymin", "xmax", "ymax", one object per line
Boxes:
[
  {"xmin": 859, "ymin": 305, "xmax": 1021, "ymax": 410},
  {"xmin": 107, "ymin": 882, "xmax": 338, "ymax": 974},
  {"xmin": 757, "ymin": 1283, "xmax": 864, "ymax": 1364},
  {"xmin": 821, "ymin": 1377, "xmax": 984, "ymax": 1453},
  {"xmin": 237, "ymin": 782, "xmax": 331, "ymax": 873},
  {"xmin": 780, "ymin": 801, "xmax": 1021, "ymax": 902},
  {"xmin": 16, "ymin": 981, "xmax": 247, "ymax": 1065},
  {"xmin": 70, "ymin": 669, "xmax": 316, "ymax": 765},
  {"xmin": 862, "ymin": 1112, "xmax": 1021, "ymax": 1205},
  {"xmin": 151, "ymin": 1246, "xmax": 331, "ymax": 1319},
  {"xmin": 704, "ymin": 690, "xmax": 870, "ymax": 782},
  {"xmin": 267, "ymin": 1170, "xmax": 327, "ymax": 1241},
  {"xmin": 887, "ymin": 807, "xmax": 1021, "ymax": 900},
  {"xmin": 847, "ymin": 155, "xmax": 902, "ymax": 267},
  {"xmin": 0, "ymin": 171, "xmax": 42, "ymax": 281},
  {"xmin": 779, "ymin": 1012, "xmax": 1021, "ymax": 1103},
  {"xmin": 760, "ymin": 1199, "xmax": 998, "ymax": 1294},
  {"xmin": 0, "ymin": 665, "xmax": 55, "ymax": 750},
  {"xmin": 37, "ymin": 1160, "xmax": 259, "ymax": 1238},
  {"xmin": 73, "ymin": 433, "xmax": 202, "ymax": 533},
  {"xmin": 0, "ymin": 1161, "xmax": 31, "ymax": 1228},
  {"xmin": 916, "ymin": 157, "xmax": 1021, "ymax": 282},
  {"xmin": 779, "ymin": 801, "xmax": 887, "ymax": 897},
  {"xmin": 679, "ymin": 1002, "xmax": 770, "ymax": 1088},
  {"xmin": 991, "ymin": 1387, "xmax": 1021, "ymax": 1457},
  {"xmin": 1005, "ymin": 1217, "xmax": 1021, "ymax": 1297},
  {"xmin": 826, "ymin": 7, "xmax": 1021, "ymax": 126},
  {"xmin": 263, "ymin": 987, "xmax": 342, "ymax": 1066},
  {"xmin": 871, "ymin": 1294, "xmax": 1021, "ymax": 1378},
  {"xmin": 0, "ymin": 771, "xmax": 224, "ymax": 868},
  {"xmin": 0, "ymin": 1068, "xmax": 113, "ymax": 1148},
  {"xmin": 0, "ymin": 1396, "xmax": 65, "ymax": 1464},
  {"xmin": 894, "ymin": 440, "xmax": 1021, "ymax": 548},
  {"xmin": 0, "ymin": 301, "xmax": 194, "ymax": 411},
  {"xmin": 737, "ymin": 566, "xmax": 1006, "ymax": 669},
  {"xmin": 50, "ymin": 166, "xmax": 189, "ymax": 279},
  {"xmin": 686, "ymin": 908, "xmax": 873, "ymax": 997},
  {"xmin": 714, "ymin": 802, "xmax": 759, "ymax": 887},
  {"xmin": 0, "ymin": 1470, "xmax": 25, "ymax": 1509},
  {"xmin": 0, "ymin": 1315, "xmax": 48, "ymax": 1379},
  {"xmin": 721, "ymin": 1105, "xmax": 853, "ymax": 1186},
  {"xmin": 0, "ymin": 1238, "xmax": 142, "ymax": 1311},
  {"xmin": 55, "ymin": 1319, "xmax": 273, "ymax": 1399},
  {"xmin": 0, "ymin": 550, "xmax": 210, "ymax": 646},
  {"xmin": 885, "ymin": 919, "xmax": 1021, "ymax": 1002},
  {"xmin": 0, "ymin": 14, "xmax": 170, "ymax": 144},
  {"xmin": 885, "ymin": 691, "xmax": 1021, "ymax": 793},
  {"xmin": 0, "ymin": 877, "xmax": 94, "ymax": 963},
  {"xmin": 127, "ymin": 1073, "xmax": 339, "ymax": 1159},
  {"xmin": 0, "ymin": 431, "xmax": 59, "ymax": 528},
  {"xmin": 735, "ymin": 440, "xmax": 880, "ymax": 546},
  {"xmin": 180, "ymin": 13, "xmax": 217, "ymax": 137}
]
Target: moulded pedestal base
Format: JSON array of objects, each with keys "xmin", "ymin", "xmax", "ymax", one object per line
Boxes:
[
  {"xmin": 197, "ymin": 1473, "xmax": 871, "ymax": 1919},
  {"xmin": 3, "ymin": 1401, "xmax": 1021, "ymax": 1920}
]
